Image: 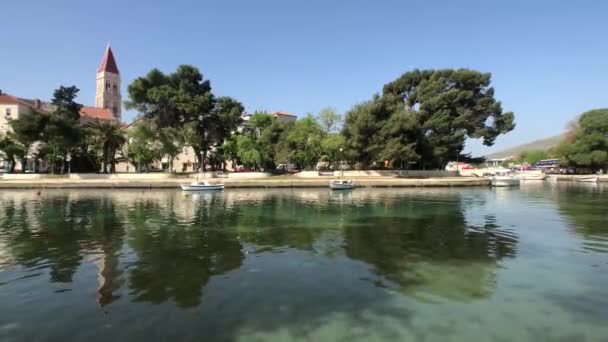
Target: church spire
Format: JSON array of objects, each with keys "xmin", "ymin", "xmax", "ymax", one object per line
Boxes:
[
  {"xmin": 95, "ymin": 43, "xmax": 122, "ymax": 120},
  {"xmin": 98, "ymin": 43, "xmax": 120, "ymax": 74}
]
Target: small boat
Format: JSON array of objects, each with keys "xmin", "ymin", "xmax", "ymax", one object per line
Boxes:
[
  {"xmin": 330, "ymin": 179, "xmax": 355, "ymax": 190},
  {"xmin": 520, "ymin": 174, "xmax": 547, "ymax": 181},
  {"xmin": 490, "ymin": 175, "xmax": 520, "ymax": 187},
  {"xmin": 576, "ymin": 176, "xmax": 599, "ymax": 183},
  {"xmin": 181, "ymin": 180, "xmax": 225, "ymax": 191}
]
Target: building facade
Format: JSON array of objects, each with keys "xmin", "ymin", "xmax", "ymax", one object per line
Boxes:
[{"xmin": 0, "ymin": 44, "xmax": 119, "ymax": 171}]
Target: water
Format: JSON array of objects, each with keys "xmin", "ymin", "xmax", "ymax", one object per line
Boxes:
[{"xmin": 0, "ymin": 184, "xmax": 607, "ymax": 341}]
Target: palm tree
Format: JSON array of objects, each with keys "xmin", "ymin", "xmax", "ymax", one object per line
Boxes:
[{"xmin": 87, "ymin": 120, "xmax": 127, "ymax": 173}]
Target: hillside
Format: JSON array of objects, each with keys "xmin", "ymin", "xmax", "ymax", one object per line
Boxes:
[{"xmin": 485, "ymin": 134, "xmax": 564, "ymax": 159}]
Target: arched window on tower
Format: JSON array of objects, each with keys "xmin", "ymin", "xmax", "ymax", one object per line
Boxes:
[
  {"xmin": 106, "ymin": 82, "xmax": 111, "ymax": 92},
  {"xmin": 113, "ymin": 105, "xmax": 118, "ymax": 117},
  {"xmin": 113, "ymin": 84, "xmax": 118, "ymax": 93}
]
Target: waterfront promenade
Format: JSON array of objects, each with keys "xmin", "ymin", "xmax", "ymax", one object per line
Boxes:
[{"xmin": 0, "ymin": 174, "xmax": 489, "ymax": 189}]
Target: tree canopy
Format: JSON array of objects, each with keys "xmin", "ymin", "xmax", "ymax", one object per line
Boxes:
[
  {"xmin": 555, "ymin": 109, "xmax": 608, "ymax": 169},
  {"xmin": 126, "ymin": 65, "xmax": 244, "ymax": 170},
  {"xmin": 343, "ymin": 69, "xmax": 515, "ymax": 169}
]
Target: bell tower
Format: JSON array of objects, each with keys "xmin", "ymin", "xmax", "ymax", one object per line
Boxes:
[{"xmin": 95, "ymin": 43, "xmax": 121, "ymax": 120}]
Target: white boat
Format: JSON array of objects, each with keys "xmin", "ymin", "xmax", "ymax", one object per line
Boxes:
[
  {"xmin": 180, "ymin": 180, "xmax": 225, "ymax": 191},
  {"xmin": 490, "ymin": 175, "xmax": 520, "ymax": 187},
  {"xmin": 576, "ymin": 176, "xmax": 599, "ymax": 183},
  {"xmin": 330, "ymin": 179, "xmax": 355, "ymax": 190},
  {"xmin": 520, "ymin": 174, "xmax": 547, "ymax": 181}
]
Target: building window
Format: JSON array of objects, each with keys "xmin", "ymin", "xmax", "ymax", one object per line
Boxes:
[
  {"xmin": 113, "ymin": 84, "xmax": 118, "ymax": 93},
  {"xmin": 106, "ymin": 82, "xmax": 111, "ymax": 92},
  {"xmin": 5, "ymin": 108, "xmax": 11, "ymax": 117},
  {"xmin": 113, "ymin": 105, "xmax": 118, "ymax": 117}
]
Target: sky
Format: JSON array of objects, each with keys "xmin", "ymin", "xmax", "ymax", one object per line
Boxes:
[{"xmin": 1, "ymin": 0, "xmax": 607, "ymax": 156}]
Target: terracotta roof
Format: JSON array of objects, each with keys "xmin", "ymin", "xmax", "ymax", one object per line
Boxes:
[
  {"xmin": 2, "ymin": 93, "xmax": 116, "ymax": 121},
  {"xmin": 272, "ymin": 111, "xmax": 297, "ymax": 117},
  {"xmin": 0, "ymin": 94, "xmax": 27, "ymax": 105},
  {"xmin": 0, "ymin": 94, "xmax": 52, "ymax": 111},
  {"xmin": 98, "ymin": 44, "xmax": 120, "ymax": 74},
  {"xmin": 80, "ymin": 106, "xmax": 115, "ymax": 121}
]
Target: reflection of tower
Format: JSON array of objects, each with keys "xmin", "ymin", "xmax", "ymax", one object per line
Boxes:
[
  {"xmin": 95, "ymin": 245, "xmax": 122, "ymax": 308},
  {"xmin": 95, "ymin": 43, "xmax": 122, "ymax": 120}
]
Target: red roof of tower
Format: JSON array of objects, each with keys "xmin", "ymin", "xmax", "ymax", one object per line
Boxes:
[{"xmin": 98, "ymin": 44, "xmax": 120, "ymax": 74}]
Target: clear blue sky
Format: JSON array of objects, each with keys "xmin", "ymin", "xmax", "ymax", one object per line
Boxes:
[{"xmin": 2, "ymin": 0, "xmax": 607, "ymax": 155}]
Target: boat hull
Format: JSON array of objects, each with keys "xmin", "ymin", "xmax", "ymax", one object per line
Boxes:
[
  {"xmin": 520, "ymin": 174, "xmax": 547, "ymax": 181},
  {"xmin": 576, "ymin": 177, "xmax": 599, "ymax": 183},
  {"xmin": 490, "ymin": 177, "xmax": 520, "ymax": 187},
  {"xmin": 180, "ymin": 184, "xmax": 225, "ymax": 191},
  {"xmin": 330, "ymin": 180, "xmax": 355, "ymax": 190}
]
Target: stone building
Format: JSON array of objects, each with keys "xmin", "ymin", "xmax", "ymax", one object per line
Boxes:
[{"xmin": 0, "ymin": 44, "xmax": 119, "ymax": 171}]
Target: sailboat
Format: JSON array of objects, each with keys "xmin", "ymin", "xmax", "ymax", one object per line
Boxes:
[
  {"xmin": 181, "ymin": 171, "xmax": 224, "ymax": 191},
  {"xmin": 330, "ymin": 164, "xmax": 355, "ymax": 190}
]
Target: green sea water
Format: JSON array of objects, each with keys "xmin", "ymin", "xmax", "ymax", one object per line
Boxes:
[{"xmin": 0, "ymin": 183, "xmax": 607, "ymax": 341}]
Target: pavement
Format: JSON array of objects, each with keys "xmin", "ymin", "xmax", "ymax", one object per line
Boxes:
[{"xmin": 0, "ymin": 176, "xmax": 490, "ymax": 189}]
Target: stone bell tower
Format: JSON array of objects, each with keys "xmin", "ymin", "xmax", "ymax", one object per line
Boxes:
[{"xmin": 95, "ymin": 43, "xmax": 122, "ymax": 120}]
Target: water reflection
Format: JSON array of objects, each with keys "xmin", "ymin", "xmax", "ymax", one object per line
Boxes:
[{"xmin": 5, "ymin": 187, "xmax": 607, "ymax": 341}]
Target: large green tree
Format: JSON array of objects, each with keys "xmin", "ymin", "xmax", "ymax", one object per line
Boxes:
[
  {"xmin": 343, "ymin": 69, "xmax": 515, "ymax": 169},
  {"xmin": 555, "ymin": 109, "xmax": 608, "ymax": 170},
  {"xmin": 126, "ymin": 65, "xmax": 244, "ymax": 171},
  {"xmin": 43, "ymin": 86, "xmax": 84, "ymax": 174},
  {"xmin": 283, "ymin": 115, "xmax": 324, "ymax": 170}
]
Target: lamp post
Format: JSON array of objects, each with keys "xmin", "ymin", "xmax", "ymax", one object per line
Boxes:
[
  {"xmin": 66, "ymin": 153, "xmax": 72, "ymax": 175},
  {"xmin": 339, "ymin": 147, "xmax": 344, "ymax": 177}
]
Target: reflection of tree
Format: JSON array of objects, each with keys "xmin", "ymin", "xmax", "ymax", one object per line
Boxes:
[
  {"xmin": 343, "ymin": 196, "xmax": 518, "ymax": 301},
  {"xmin": 0, "ymin": 197, "xmax": 87, "ymax": 283},
  {"xmin": 231, "ymin": 195, "xmax": 342, "ymax": 253},
  {"xmin": 555, "ymin": 185, "xmax": 608, "ymax": 252},
  {"xmin": 0, "ymin": 194, "xmax": 128, "ymax": 309},
  {"xmin": 126, "ymin": 197, "xmax": 244, "ymax": 308}
]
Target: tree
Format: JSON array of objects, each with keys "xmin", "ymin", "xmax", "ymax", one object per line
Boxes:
[
  {"xmin": 236, "ymin": 134, "xmax": 263, "ymax": 171},
  {"xmin": 126, "ymin": 65, "xmax": 246, "ymax": 172},
  {"xmin": 342, "ymin": 69, "xmax": 515, "ymax": 169},
  {"xmin": 555, "ymin": 109, "xmax": 608, "ymax": 170},
  {"xmin": 127, "ymin": 120, "xmax": 162, "ymax": 172},
  {"xmin": 218, "ymin": 137, "xmax": 238, "ymax": 171},
  {"xmin": 9, "ymin": 110, "xmax": 48, "ymax": 172},
  {"xmin": 0, "ymin": 134, "xmax": 26, "ymax": 173},
  {"xmin": 341, "ymin": 97, "xmax": 389, "ymax": 168},
  {"xmin": 43, "ymin": 86, "xmax": 84, "ymax": 174},
  {"xmin": 317, "ymin": 107, "xmax": 342, "ymax": 133},
  {"xmin": 87, "ymin": 120, "xmax": 127, "ymax": 173},
  {"xmin": 517, "ymin": 150, "xmax": 548, "ymax": 165},
  {"xmin": 320, "ymin": 134, "xmax": 345, "ymax": 170},
  {"xmin": 157, "ymin": 127, "xmax": 182, "ymax": 172},
  {"xmin": 283, "ymin": 115, "xmax": 324, "ymax": 170},
  {"xmin": 51, "ymin": 86, "xmax": 83, "ymax": 121}
]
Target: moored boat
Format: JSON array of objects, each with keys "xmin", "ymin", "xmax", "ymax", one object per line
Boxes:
[
  {"xmin": 181, "ymin": 180, "xmax": 225, "ymax": 191},
  {"xmin": 330, "ymin": 179, "xmax": 355, "ymax": 190},
  {"xmin": 490, "ymin": 175, "xmax": 520, "ymax": 187},
  {"xmin": 576, "ymin": 176, "xmax": 599, "ymax": 183},
  {"xmin": 520, "ymin": 174, "xmax": 547, "ymax": 181}
]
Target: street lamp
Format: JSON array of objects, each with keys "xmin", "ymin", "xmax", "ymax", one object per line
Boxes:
[
  {"xmin": 339, "ymin": 148, "xmax": 344, "ymax": 174},
  {"xmin": 66, "ymin": 153, "xmax": 72, "ymax": 175}
]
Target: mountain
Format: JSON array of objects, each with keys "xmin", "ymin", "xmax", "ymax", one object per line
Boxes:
[{"xmin": 484, "ymin": 134, "xmax": 564, "ymax": 159}]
